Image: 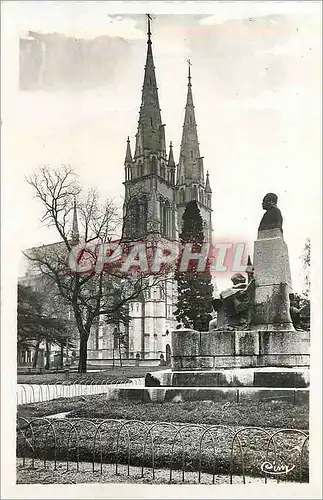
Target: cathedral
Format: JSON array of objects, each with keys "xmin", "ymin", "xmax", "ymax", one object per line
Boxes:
[
  {"xmin": 20, "ymin": 17, "xmax": 213, "ymax": 367},
  {"xmin": 87, "ymin": 17, "xmax": 213, "ymax": 363}
]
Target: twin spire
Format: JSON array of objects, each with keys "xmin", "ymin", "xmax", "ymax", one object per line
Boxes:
[
  {"xmin": 133, "ymin": 13, "xmax": 165, "ymax": 157},
  {"xmin": 125, "ymin": 15, "xmax": 211, "ymax": 193},
  {"xmin": 177, "ymin": 58, "xmax": 203, "ymax": 185}
]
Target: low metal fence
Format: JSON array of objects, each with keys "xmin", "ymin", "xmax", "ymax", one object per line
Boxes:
[
  {"xmin": 17, "ymin": 381, "xmax": 140, "ymax": 405},
  {"xmin": 17, "ymin": 417, "xmax": 309, "ymax": 484}
]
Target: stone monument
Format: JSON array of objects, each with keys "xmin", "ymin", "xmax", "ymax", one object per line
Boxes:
[
  {"xmin": 111, "ymin": 194, "xmax": 310, "ymax": 405},
  {"xmin": 143, "ymin": 193, "xmax": 310, "ymax": 403},
  {"xmin": 251, "ymin": 193, "xmax": 294, "ymax": 331}
]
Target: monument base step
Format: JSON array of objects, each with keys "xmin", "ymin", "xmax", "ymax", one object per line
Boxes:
[
  {"xmin": 105, "ymin": 386, "xmax": 309, "ymax": 405},
  {"xmin": 145, "ymin": 367, "xmax": 309, "ymax": 388}
]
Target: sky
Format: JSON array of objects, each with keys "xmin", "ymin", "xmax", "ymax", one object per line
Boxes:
[{"xmin": 1, "ymin": 1, "xmax": 322, "ymax": 291}]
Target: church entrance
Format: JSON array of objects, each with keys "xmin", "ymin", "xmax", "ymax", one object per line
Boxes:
[{"xmin": 165, "ymin": 344, "xmax": 171, "ymax": 365}]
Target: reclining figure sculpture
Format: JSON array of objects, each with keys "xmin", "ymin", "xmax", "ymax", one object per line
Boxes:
[{"xmin": 210, "ymin": 272, "xmax": 255, "ymax": 331}]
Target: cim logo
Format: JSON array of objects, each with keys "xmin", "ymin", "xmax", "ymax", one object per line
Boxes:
[{"xmin": 260, "ymin": 460, "xmax": 296, "ymax": 476}]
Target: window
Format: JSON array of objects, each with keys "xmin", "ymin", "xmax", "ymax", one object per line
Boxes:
[
  {"xmin": 151, "ymin": 156, "xmax": 157, "ymax": 174},
  {"xmin": 129, "ymin": 197, "xmax": 147, "ymax": 237},
  {"xmin": 191, "ymin": 186, "xmax": 198, "ymax": 201}
]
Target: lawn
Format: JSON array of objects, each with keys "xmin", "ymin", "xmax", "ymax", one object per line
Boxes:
[
  {"xmin": 17, "ymin": 366, "xmax": 164, "ymax": 385},
  {"xmin": 17, "ymin": 395, "xmax": 309, "ymax": 483},
  {"xmin": 17, "ymin": 394, "xmax": 309, "ymax": 429}
]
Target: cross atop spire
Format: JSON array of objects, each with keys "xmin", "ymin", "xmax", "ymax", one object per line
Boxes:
[
  {"xmin": 187, "ymin": 58, "xmax": 192, "ymax": 85},
  {"xmin": 147, "ymin": 13, "xmax": 152, "ymax": 43}
]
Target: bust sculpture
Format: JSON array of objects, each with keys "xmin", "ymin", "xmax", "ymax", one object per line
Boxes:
[{"xmin": 258, "ymin": 193, "xmax": 283, "ymax": 232}]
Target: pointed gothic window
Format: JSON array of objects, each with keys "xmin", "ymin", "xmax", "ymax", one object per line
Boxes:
[
  {"xmin": 151, "ymin": 156, "xmax": 157, "ymax": 174},
  {"xmin": 191, "ymin": 150, "xmax": 193, "ymax": 159},
  {"xmin": 189, "ymin": 116, "xmax": 192, "ymax": 125},
  {"xmin": 162, "ymin": 202, "xmax": 169, "ymax": 236},
  {"xmin": 180, "ymin": 189, "xmax": 185, "ymax": 204},
  {"xmin": 191, "ymin": 186, "xmax": 198, "ymax": 201},
  {"xmin": 138, "ymin": 198, "xmax": 148, "ymax": 236},
  {"xmin": 150, "ymin": 117, "xmax": 153, "ymax": 127},
  {"xmin": 128, "ymin": 197, "xmax": 147, "ymax": 238}
]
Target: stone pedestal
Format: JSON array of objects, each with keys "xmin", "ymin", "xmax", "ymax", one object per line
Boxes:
[
  {"xmin": 171, "ymin": 328, "xmax": 200, "ymax": 370},
  {"xmin": 252, "ymin": 228, "xmax": 294, "ymax": 331},
  {"xmin": 171, "ymin": 328, "xmax": 309, "ymax": 370}
]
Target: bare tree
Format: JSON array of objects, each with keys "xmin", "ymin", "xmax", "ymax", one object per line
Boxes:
[{"xmin": 25, "ymin": 165, "xmax": 170, "ymax": 372}]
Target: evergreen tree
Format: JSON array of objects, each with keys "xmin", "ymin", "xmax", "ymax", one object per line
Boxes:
[
  {"xmin": 17, "ymin": 284, "xmax": 69, "ymax": 347},
  {"xmin": 17, "ymin": 283, "xmax": 73, "ymax": 368},
  {"xmin": 174, "ymin": 201, "xmax": 213, "ymax": 331}
]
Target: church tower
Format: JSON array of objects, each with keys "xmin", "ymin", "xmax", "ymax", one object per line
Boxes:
[
  {"xmin": 176, "ymin": 62, "xmax": 213, "ymax": 242},
  {"xmin": 123, "ymin": 15, "xmax": 177, "ymax": 242},
  {"xmin": 122, "ymin": 15, "xmax": 177, "ymax": 360}
]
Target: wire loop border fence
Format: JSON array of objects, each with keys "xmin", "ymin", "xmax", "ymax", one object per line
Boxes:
[{"xmin": 17, "ymin": 416, "xmax": 309, "ymax": 485}]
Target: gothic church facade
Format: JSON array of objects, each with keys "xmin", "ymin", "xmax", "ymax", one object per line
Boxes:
[{"xmin": 87, "ymin": 18, "xmax": 213, "ymax": 362}]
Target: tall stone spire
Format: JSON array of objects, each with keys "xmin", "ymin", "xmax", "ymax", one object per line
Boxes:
[
  {"xmin": 123, "ymin": 15, "xmax": 176, "ymax": 243},
  {"xmin": 71, "ymin": 197, "xmax": 79, "ymax": 246},
  {"xmin": 134, "ymin": 14, "xmax": 166, "ymax": 157},
  {"xmin": 177, "ymin": 59, "xmax": 203, "ymax": 184}
]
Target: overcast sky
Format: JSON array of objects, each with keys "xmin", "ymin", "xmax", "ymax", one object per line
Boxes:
[{"xmin": 2, "ymin": 1, "xmax": 321, "ymax": 291}]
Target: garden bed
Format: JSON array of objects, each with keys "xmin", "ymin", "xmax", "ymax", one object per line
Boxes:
[{"xmin": 17, "ymin": 395, "xmax": 309, "ymax": 483}]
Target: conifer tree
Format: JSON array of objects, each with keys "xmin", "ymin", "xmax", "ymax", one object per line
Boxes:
[{"xmin": 175, "ymin": 200, "xmax": 213, "ymax": 330}]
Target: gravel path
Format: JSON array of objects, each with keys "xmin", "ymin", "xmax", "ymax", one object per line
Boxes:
[{"xmin": 17, "ymin": 459, "xmax": 279, "ymax": 485}]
